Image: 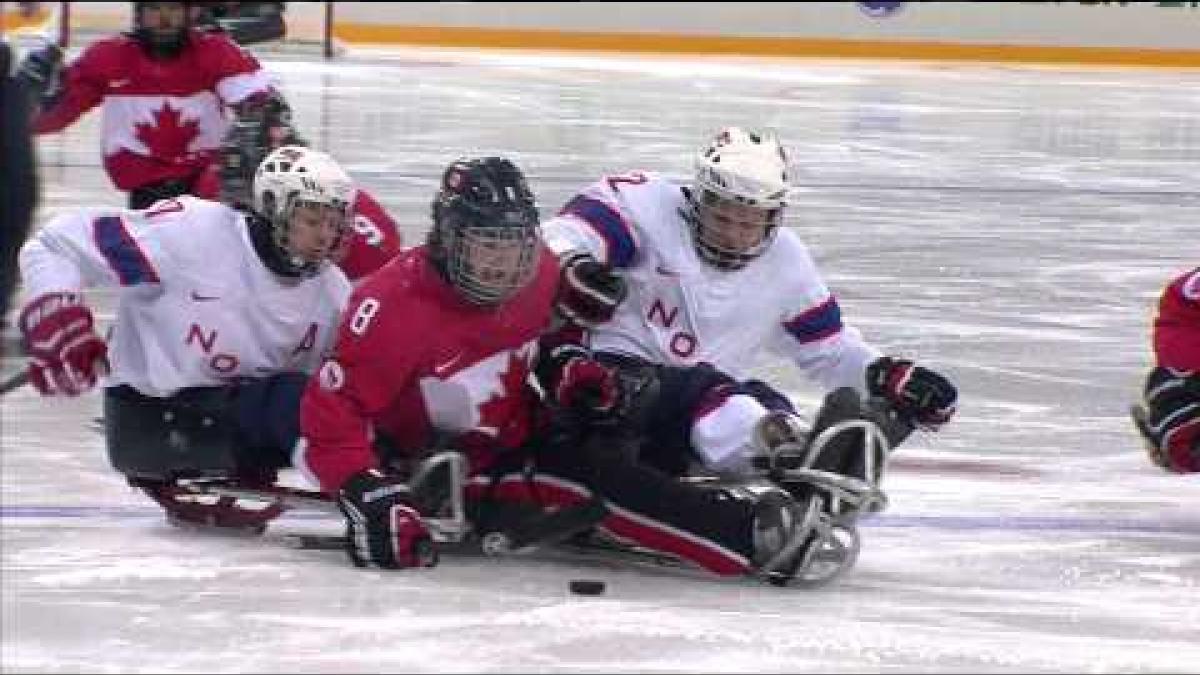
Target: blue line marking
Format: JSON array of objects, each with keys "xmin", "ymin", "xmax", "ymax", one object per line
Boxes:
[
  {"xmin": 862, "ymin": 514, "xmax": 1200, "ymax": 535},
  {"xmin": 2, "ymin": 506, "xmax": 1197, "ymax": 535},
  {"xmin": 0, "ymin": 506, "xmax": 331, "ymax": 521}
]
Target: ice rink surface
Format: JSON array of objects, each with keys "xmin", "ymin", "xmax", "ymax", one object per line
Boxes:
[{"xmin": 2, "ymin": 45, "xmax": 1199, "ymax": 673}]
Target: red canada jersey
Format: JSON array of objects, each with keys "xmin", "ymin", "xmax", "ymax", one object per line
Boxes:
[
  {"xmin": 33, "ymin": 30, "xmax": 273, "ymax": 191},
  {"xmin": 192, "ymin": 167, "xmax": 403, "ymax": 281},
  {"xmin": 1154, "ymin": 267, "xmax": 1200, "ymax": 371},
  {"xmin": 337, "ymin": 189, "xmax": 404, "ymax": 281},
  {"xmin": 298, "ymin": 245, "xmax": 561, "ymax": 492}
]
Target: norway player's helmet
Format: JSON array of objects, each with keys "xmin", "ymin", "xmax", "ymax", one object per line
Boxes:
[
  {"xmin": 131, "ymin": 2, "xmax": 192, "ymax": 59},
  {"xmin": 428, "ymin": 157, "xmax": 541, "ymax": 306},
  {"xmin": 690, "ymin": 127, "xmax": 790, "ymax": 271},
  {"xmin": 252, "ymin": 145, "xmax": 355, "ymax": 278}
]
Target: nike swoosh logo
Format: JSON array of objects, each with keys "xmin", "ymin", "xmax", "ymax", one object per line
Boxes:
[
  {"xmin": 111, "ymin": 78, "xmax": 130, "ymax": 88},
  {"xmin": 655, "ymin": 265, "xmax": 677, "ymax": 277},
  {"xmin": 433, "ymin": 352, "xmax": 468, "ymax": 377},
  {"xmin": 190, "ymin": 291, "xmax": 220, "ymax": 302}
]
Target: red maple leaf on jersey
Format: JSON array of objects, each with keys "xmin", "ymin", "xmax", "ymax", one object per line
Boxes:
[
  {"xmin": 134, "ymin": 102, "xmax": 200, "ymax": 162},
  {"xmin": 476, "ymin": 349, "xmax": 532, "ymax": 436}
]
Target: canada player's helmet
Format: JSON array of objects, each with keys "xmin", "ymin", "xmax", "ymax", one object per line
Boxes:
[
  {"xmin": 428, "ymin": 157, "xmax": 541, "ymax": 306},
  {"xmin": 131, "ymin": 2, "xmax": 193, "ymax": 58},
  {"xmin": 690, "ymin": 127, "xmax": 790, "ymax": 270},
  {"xmin": 252, "ymin": 145, "xmax": 355, "ymax": 278}
]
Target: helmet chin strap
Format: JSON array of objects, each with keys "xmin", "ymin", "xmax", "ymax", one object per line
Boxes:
[{"xmin": 246, "ymin": 213, "xmax": 318, "ymax": 280}]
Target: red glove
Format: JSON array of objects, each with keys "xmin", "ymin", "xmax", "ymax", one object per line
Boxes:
[
  {"xmin": 19, "ymin": 292, "xmax": 108, "ymax": 397},
  {"xmin": 554, "ymin": 356, "xmax": 620, "ymax": 414}
]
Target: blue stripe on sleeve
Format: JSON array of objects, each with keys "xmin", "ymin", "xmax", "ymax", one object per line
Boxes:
[
  {"xmin": 93, "ymin": 216, "xmax": 160, "ymax": 285},
  {"xmin": 783, "ymin": 296, "xmax": 843, "ymax": 344},
  {"xmin": 560, "ymin": 196, "xmax": 637, "ymax": 268}
]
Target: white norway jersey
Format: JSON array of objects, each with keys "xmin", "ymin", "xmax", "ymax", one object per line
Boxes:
[
  {"xmin": 19, "ymin": 196, "xmax": 351, "ymax": 397},
  {"xmin": 541, "ymin": 172, "xmax": 880, "ymax": 391}
]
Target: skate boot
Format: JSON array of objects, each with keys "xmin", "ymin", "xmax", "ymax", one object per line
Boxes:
[{"xmin": 751, "ymin": 486, "xmax": 860, "ymax": 587}]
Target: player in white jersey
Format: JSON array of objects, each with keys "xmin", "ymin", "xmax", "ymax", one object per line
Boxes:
[
  {"xmin": 541, "ymin": 127, "xmax": 958, "ymax": 568},
  {"xmin": 17, "ymin": 145, "xmax": 354, "ymax": 530}
]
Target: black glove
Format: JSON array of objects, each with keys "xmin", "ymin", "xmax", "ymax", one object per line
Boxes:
[
  {"xmin": 556, "ymin": 253, "xmax": 627, "ymax": 327},
  {"xmin": 1136, "ymin": 366, "xmax": 1199, "ymax": 473},
  {"xmin": 15, "ymin": 42, "xmax": 64, "ymax": 108},
  {"xmin": 866, "ymin": 357, "xmax": 957, "ymax": 431},
  {"xmin": 337, "ymin": 469, "xmax": 438, "ymax": 569}
]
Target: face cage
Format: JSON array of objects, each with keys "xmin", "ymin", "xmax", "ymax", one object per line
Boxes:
[
  {"xmin": 134, "ymin": 3, "xmax": 191, "ymax": 56},
  {"xmin": 272, "ymin": 195, "xmax": 351, "ymax": 278},
  {"xmin": 691, "ymin": 189, "xmax": 783, "ymax": 271},
  {"xmin": 444, "ymin": 224, "xmax": 539, "ymax": 306}
]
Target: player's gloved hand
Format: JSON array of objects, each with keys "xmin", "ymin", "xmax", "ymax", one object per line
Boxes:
[
  {"xmin": 866, "ymin": 356, "xmax": 957, "ymax": 431},
  {"xmin": 552, "ymin": 355, "xmax": 621, "ymax": 415},
  {"xmin": 556, "ymin": 252, "xmax": 627, "ymax": 327},
  {"xmin": 1137, "ymin": 366, "xmax": 1199, "ymax": 473},
  {"xmin": 19, "ymin": 292, "xmax": 109, "ymax": 397},
  {"xmin": 336, "ymin": 469, "xmax": 438, "ymax": 569},
  {"xmin": 15, "ymin": 42, "xmax": 63, "ymax": 105}
]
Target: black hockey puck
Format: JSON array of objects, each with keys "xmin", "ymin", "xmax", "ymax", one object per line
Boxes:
[{"xmin": 568, "ymin": 579, "xmax": 606, "ymax": 596}]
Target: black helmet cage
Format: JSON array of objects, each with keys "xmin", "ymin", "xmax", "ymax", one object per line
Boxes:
[
  {"xmin": 428, "ymin": 157, "xmax": 541, "ymax": 306},
  {"xmin": 132, "ymin": 2, "xmax": 192, "ymax": 58}
]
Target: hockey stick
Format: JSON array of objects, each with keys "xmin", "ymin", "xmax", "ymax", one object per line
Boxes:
[
  {"xmin": 183, "ymin": 466, "xmax": 610, "ymax": 555},
  {"xmin": 0, "ymin": 369, "xmax": 30, "ymax": 397},
  {"xmin": 282, "ymin": 498, "xmax": 610, "ymax": 557},
  {"xmin": 0, "ymin": 356, "xmax": 111, "ymax": 398}
]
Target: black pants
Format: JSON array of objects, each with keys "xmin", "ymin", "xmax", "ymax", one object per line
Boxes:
[
  {"xmin": 128, "ymin": 177, "xmax": 196, "ymax": 210},
  {"xmin": 467, "ymin": 421, "xmax": 761, "ymax": 576},
  {"xmin": 104, "ymin": 373, "xmax": 308, "ymax": 481},
  {"xmin": 595, "ymin": 353, "xmax": 797, "ymax": 476}
]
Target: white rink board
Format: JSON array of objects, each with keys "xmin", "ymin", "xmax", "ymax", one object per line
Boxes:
[{"xmin": 57, "ymin": 2, "xmax": 1200, "ymax": 51}]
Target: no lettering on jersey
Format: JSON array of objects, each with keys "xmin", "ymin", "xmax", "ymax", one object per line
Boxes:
[
  {"xmin": 19, "ymin": 196, "xmax": 350, "ymax": 397},
  {"xmin": 541, "ymin": 171, "xmax": 878, "ymax": 391}
]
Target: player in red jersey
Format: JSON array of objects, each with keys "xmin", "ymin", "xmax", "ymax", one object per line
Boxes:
[
  {"xmin": 299, "ymin": 157, "xmax": 855, "ymax": 586},
  {"xmin": 16, "ymin": 2, "xmax": 402, "ymax": 280},
  {"xmin": 19, "ymin": 2, "xmax": 278, "ymax": 208},
  {"xmin": 1134, "ymin": 267, "xmax": 1200, "ymax": 473}
]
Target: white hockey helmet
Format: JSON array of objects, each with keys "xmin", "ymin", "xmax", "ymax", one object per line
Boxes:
[
  {"xmin": 691, "ymin": 127, "xmax": 791, "ymax": 270},
  {"xmin": 252, "ymin": 145, "xmax": 355, "ymax": 278}
]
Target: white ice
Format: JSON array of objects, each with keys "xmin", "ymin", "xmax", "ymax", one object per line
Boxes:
[{"xmin": 2, "ymin": 46, "xmax": 1199, "ymax": 673}]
